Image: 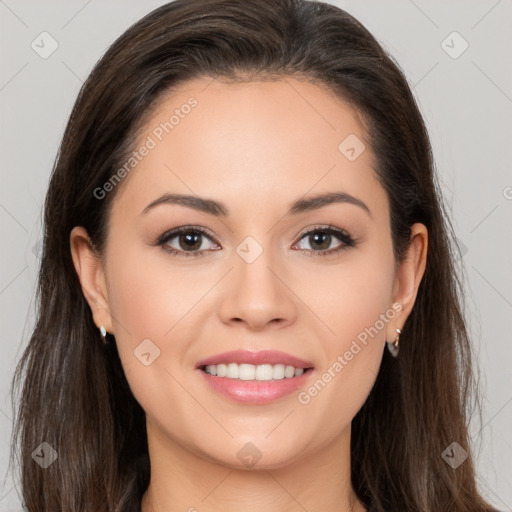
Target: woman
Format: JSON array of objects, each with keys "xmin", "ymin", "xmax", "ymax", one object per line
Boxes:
[{"xmin": 10, "ymin": 0, "xmax": 499, "ymax": 510}]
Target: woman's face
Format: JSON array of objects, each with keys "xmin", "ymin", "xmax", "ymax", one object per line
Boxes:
[{"xmin": 74, "ymin": 76, "xmax": 425, "ymax": 469}]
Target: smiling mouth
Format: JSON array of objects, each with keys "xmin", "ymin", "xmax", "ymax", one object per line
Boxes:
[{"xmin": 200, "ymin": 363, "xmax": 314, "ymax": 381}]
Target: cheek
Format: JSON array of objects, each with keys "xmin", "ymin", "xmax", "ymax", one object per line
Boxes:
[
  {"xmin": 103, "ymin": 240, "xmax": 199, "ymax": 383},
  {"xmin": 106, "ymin": 240, "xmax": 210, "ymax": 340},
  {"xmin": 103, "ymin": 244, "xmax": 208, "ymax": 426},
  {"xmin": 294, "ymin": 244, "xmax": 395, "ymax": 350},
  {"xmin": 293, "ymin": 246, "xmax": 394, "ymax": 426}
]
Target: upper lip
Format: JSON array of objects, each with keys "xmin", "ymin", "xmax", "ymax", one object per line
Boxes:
[{"xmin": 196, "ymin": 350, "xmax": 314, "ymax": 369}]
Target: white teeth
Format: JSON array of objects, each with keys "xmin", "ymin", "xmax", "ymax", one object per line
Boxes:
[
  {"xmin": 255, "ymin": 364, "xmax": 273, "ymax": 381},
  {"xmin": 205, "ymin": 364, "xmax": 218, "ymax": 376},
  {"xmin": 272, "ymin": 364, "xmax": 285, "ymax": 380},
  {"xmin": 239, "ymin": 363, "xmax": 255, "ymax": 380},
  {"xmin": 203, "ymin": 363, "xmax": 308, "ymax": 380},
  {"xmin": 227, "ymin": 363, "xmax": 239, "ymax": 379},
  {"xmin": 284, "ymin": 365, "xmax": 295, "ymax": 378}
]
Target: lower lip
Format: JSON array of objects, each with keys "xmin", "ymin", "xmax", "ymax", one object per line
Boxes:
[{"xmin": 197, "ymin": 368, "xmax": 315, "ymax": 404}]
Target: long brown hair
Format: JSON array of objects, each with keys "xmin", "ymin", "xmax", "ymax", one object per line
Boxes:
[{"xmin": 10, "ymin": 1, "xmax": 498, "ymax": 510}]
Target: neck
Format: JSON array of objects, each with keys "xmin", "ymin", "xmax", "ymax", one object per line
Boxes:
[{"xmin": 141, "ymin": 419, "xmax": 365, "ymax": 512}]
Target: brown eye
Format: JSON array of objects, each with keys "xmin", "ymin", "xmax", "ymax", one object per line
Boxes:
[
  {"xmin": 158, "ymin": 227, "xmax": 220, "ymax": 258},
  {"xmin": 176, "ymin": 232, "xmax": 203, "ymax": 251},
  {"xmin": 306, "ymin": 232, "xmax": 333, "ymax": 251},
  {"xmin": 294, "ymin": 226, "xmax": 357, "ymax": 256}
]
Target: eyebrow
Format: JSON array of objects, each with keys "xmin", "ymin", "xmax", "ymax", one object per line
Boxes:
[{"xmin": 141, "ymin": 191, "xmax": 371, "ymax": 218}]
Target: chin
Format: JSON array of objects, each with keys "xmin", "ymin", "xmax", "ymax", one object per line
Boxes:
[{"xmin": 197, "ymin": 436, "xmax": 310, "ymax": 471}]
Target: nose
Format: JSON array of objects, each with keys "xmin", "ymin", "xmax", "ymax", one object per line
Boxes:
[{"xmin": 218, "ymin": 248, "xmax": 298, "ymax": 331}]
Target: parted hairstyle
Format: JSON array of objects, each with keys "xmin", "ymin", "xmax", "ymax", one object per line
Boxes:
[{"xmin": 10, "ymin": 0, "xmax": 498, "ymax": 511}]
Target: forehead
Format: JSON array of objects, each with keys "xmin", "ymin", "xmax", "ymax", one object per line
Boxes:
[{"xmin": 111, "ymin": 76, "xmax": 386, "ymax": 221}]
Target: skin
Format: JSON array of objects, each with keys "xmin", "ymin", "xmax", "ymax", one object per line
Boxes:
[{"xmin": 70, "ymin": 76, "xmax": 427, "ymax": 512}]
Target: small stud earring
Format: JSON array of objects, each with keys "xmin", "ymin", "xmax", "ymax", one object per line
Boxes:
[
  {"xmin": 100, "ymin": 325, "xmax": 108, "ymax": 344},
  {"xmin": 386, "ymin": 327, "xmax": 401, "ymax": 358}
]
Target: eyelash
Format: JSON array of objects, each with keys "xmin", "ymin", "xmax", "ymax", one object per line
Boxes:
[{"xmin": 156, "ymin": 225, "xmax": 358, "ymax": 258}]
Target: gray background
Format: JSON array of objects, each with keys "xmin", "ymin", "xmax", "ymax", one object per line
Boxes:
[{"xmin": 1, "ymin": 0, "xmax": 511, "ymax": 510}]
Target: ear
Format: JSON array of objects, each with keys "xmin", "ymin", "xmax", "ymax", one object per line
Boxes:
[
  {"xmin": 70, "ymin": 226, "xmax": 114, "ymax": 335},
  {"xmin": 387, "ymin": 223, "xmax": 428, "ymax": 341}
]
